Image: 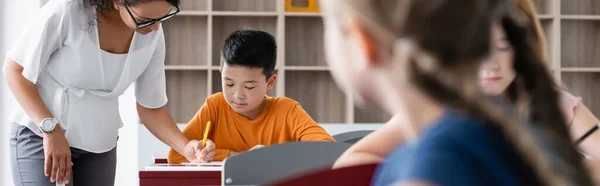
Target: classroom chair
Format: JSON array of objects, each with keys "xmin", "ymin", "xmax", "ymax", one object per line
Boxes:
[
  {"xmin": 222, "ymin": 141, "xmax": 352, "ymax": 185},
  {"xmin": 267, "ymin": 163, "xmax": 379, "ymax": 186},
  {"xmin": 332, "ymin": 130, "xmax": 374, "ymax": 144}
]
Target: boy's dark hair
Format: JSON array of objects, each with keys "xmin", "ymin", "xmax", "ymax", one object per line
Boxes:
[{"xmin": 221, "ymin": 29, "xmax": 277, "ymax": 79}]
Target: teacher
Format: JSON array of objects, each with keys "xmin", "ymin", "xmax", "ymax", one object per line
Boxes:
[{"xmin": 3, "ymin": 0, "xmax": 200, "ymax": 185}]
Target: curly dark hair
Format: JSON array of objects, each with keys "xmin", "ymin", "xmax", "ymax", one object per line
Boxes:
[{"xmin": 83, "ymin": 0, "xmax": 180, "ymax": 14}]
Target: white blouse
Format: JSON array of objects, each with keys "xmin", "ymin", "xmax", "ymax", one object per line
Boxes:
[
  {"xmin": 6, "ymin": 0, "xmax": 168, "ymax": 153},
  {"xmin": 100, "ymin": 50, "xmax": 127, "ymax": 91}
]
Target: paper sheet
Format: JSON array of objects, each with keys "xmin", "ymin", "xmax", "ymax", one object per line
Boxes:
[
  {"xmin": 181, "ymin": 162, "xmax": 223, "ymax": 166},
  {"xmin": 145, "ymin": 162, "xmax": 223, "ymax": 171}
]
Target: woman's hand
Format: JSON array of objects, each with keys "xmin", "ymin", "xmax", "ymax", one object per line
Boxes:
[
  {"xmin": 42, "ymin": 125, "xmax": 71, "ymax": 184},
  {"xmin": 184, "ymin": 139, "xmax": 216, "ymax": 163},
  {"xmin": 4, "ymin": 59, "xmax": 72, "ymax": 183}
]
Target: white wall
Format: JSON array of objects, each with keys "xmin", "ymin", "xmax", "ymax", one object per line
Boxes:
[
  {"xmin": 1, "ymin": 0, "xmax": 5, "ymax": 183},
  {"xmin": 116, "ymin": 86, "xmax": 141, "ymax": 186},
  {"xmin": 1, "ymin": 0, "xmax": 5, "ymax": 184},
  {"xmin": 2, "ymin": 1, "xmax": 44, "ymax": 185}
]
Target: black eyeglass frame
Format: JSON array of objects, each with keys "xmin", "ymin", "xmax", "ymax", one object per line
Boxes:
[{"xmin": 125, "ymin": 5, "xmax": 180, "ymax": 28}]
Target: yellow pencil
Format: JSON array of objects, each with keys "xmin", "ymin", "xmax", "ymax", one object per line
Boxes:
[{"xmin": 198, "ymin": 121, "xmax": 212, "ymax": 162}]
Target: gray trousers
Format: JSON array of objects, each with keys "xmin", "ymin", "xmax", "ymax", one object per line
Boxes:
[{"xmin": 10, "ymin": 123, "xmax": 117, "ymax": 186}]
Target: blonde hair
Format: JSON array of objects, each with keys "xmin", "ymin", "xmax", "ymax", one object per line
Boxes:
[{"xmin": 323, "ymin": 0, "xmax": 593, "ymax": 185}]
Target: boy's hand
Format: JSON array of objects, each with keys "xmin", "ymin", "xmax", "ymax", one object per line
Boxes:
[
  {"xmin": 183, "ymin": 140, "xmax": 201, "ymax": 162},
  {"xmin": 183, "ymin": 139, "xmax": 216, "ymax": 163},
  {"xmin": 195, "ymin": 139, "xmax": 216, "ymax": 162},
  {"xmin": 250, "ymin": 144, "xmax": 265, "ymax": 151}
]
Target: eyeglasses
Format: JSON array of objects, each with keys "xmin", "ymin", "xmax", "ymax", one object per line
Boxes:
[{"xmin": 125, "ymin": 5, "xmax": 180, "ymax": 28}]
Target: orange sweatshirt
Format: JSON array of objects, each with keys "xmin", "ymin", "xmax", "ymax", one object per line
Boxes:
[{"xmin": 168, "ymin": 92, "xmax": 335, "ymax": 163}]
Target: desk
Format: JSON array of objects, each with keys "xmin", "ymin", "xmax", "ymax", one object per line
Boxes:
[{"xmin": 140, "ymin": 163, "xmax": 222, "ymax": 186}]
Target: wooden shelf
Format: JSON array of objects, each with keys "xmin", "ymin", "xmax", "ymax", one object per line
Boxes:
[
  {"xmin": 211, "ymin": 71, "xmax": 223, "ymax": 94},
  {"xmin": 285, "ymin": 66, "xmax": 329, "ymax": 71},
  {"xmin": 212, "ymin": 17, "xmax": 277, "ymax": 66},
  {"xmin": 532, "ymin": 0, "xmax": 552, "ymax": 15},
  {"xmin": 161, "ymin": 0, "xmax": 600, "ymax": 124},
  {"xmin": 211, "ymin": 66, "xmax": 282, "ymax": 73},
  {"xmin": 285, "ymin": 17, "xmax": 326, "ymax": 66},
  {"xmin": 178, "ymin": 11, "xmax": 279, "ymax": 17},
  {"xmin": 165, "ymin": 65, "xmax": 209, "ymax": 70},
  {"xmin": 212, "ymin": 11, "xmax": 278, "ymax": 17},
  {"xmin": 561, "ymin": 72, "xmax": 600, "ymax": 117},
  {"xmin": 166, "ymin": 71, "xmax": 209, "ymax": 123},
  {"xmin": 560, "ymin": 20, "xmax": 600, "ymax": 68},
  {"xmin": 180, "ymin": 0, "xmax": 208, "ymax": 11},
  {"xmin": 178, "ymin": 11, "xmax": 209, "ymax": 16},
  {"xmin": 213, "ymin": 0, "xmax": 276, "ymax": 12},
  {"xmin": 561, "ymin": 15, "xmax": 600, "ymax": 20},
  {"xmin": 561, "ymin": 0, "xmax": 600, "ymax": 15},
  {"xmin": 559, "ymin": 0, "xmax": 600, "ymax": 117},
  {"xmin": 284, "ymin": 12, "xmax": 322, "ymax": 17},
  {"xmin": 538, "ymin": 14, "xmax": 555, "ymax": 20},
  {"xmin": 354, "ymin": 106, "xmax": 392, "ymax": 124},
  {"xmin": 163, "ymin": 16, "xmax": 208, "ymax": 66},
  {"xmin": 285, "ymin": 71, "xmax": 346, "ymax": 123},
  {"xmin": 561, "ymin": 68, "xmax": 600, "ymax": 72}
]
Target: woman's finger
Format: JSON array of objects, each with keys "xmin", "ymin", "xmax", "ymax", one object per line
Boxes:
[
  {"xmin": 57, "ymin": 156, "xmax": 66, "ymax": 184},
  {"xmin": 44, "ymin": 155, "xmax": 52, "ymax": 177},
  {"xmin": 64, "ymin": 156, "xmax": 72, "ymax": 184},
  {"xmin": 51, "ymin": 156, "xmax": 59, "ymax": 183}
]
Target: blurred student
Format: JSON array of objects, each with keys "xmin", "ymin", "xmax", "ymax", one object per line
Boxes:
[
  {"xmin": 320, "ymin": 0, "xmax": 593, "ymax": 185},
  {"xmin": 479, "ymin": 0, "xmax": 600, "ymax": 159},
  {"xmin": 167, "ymin": 29, "xmax": 334, "ymax": 163},
  {"xmin": 333, "ymin": 0, "xmax": 600, "ymax": 173}
]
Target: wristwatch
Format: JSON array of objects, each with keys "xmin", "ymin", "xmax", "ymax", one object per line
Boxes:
[{"xmin": 39, "ymin": 118, "xmax": 59, "ymax": 133}]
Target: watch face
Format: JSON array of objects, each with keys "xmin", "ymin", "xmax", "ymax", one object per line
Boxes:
[{"xmin": 42, "ymin": 119, "xmax": 54, "ymax": 131}]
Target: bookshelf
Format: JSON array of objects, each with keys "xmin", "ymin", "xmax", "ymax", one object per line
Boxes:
[
  {"xmin": 162, "ymin": 0, "xmax": 598, "ymax": 124},
  {"xmin": 535, "ymin": 0, "xmax": 600, "ymax": 119}
]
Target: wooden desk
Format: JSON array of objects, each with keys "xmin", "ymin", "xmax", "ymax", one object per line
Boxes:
[
  {"xmin": 140, "ymin": 163, "xmax": 222, "ymax": 186},
  {"xmin": 139, "ymin": 170, "xmax": 221, "ymax": 186}
]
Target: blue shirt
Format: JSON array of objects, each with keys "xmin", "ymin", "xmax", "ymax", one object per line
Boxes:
[{"xmin": 372, "ymin": 110, "xmax": 539, "ymax": 186}]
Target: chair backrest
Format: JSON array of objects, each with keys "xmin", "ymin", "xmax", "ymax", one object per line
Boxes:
[
  {"xmin": 332, "ymin": 130, "xmax": 374, "ymax": 144},
  {"xmin": 267, "ymin": 163, "xmax": 379, "ymax": 186},
  {"xmin": 222, "ymin": 142, "xmax": 352, "ymax": 185}
]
